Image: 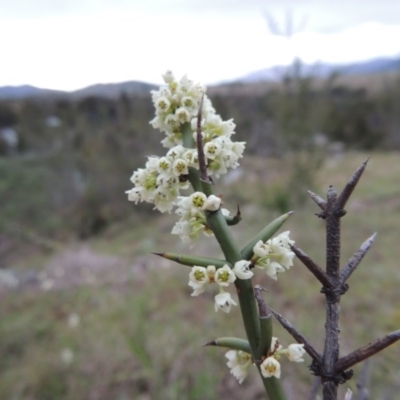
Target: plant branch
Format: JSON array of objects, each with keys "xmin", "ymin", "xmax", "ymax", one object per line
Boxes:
[
  {"xmin": 290, "ymin": 244, "xmax": 334, "ymax": 288},
  {"xmin": 254, "ymin": 286, "xmax": 273, "ymax": 358},
  {"xmin": 340, "ymin": 233, "xmax": 377, "ymax": 285},
  {"xmin": 335, "ymin": 330, "xmax": 400, "ymax": 373},
  {"xmin": 321, "ymin": 184, "xmax": 341, "ymax": 400},
  {"xmin": 308, "ymin": 190, "xmax": 327, "ymax": 210},
  {"xmin": 196, "ymin": 94, "xmax": 212, "ymax": 185},
  {"xmin": 336, "ymin": 158, "xmax": 369, "ymax": 211}
]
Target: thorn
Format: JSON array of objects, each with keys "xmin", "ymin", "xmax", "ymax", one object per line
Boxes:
[
  {"xmin": 337, "ymin": 158, "xmax": 369, "ymax": 210},
  {"xmin": 308, "ymin": 190, "xmax": 327, "ymax": 210}
]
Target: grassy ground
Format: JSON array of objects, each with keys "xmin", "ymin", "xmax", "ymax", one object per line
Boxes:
[{"xmin": 1, "ymin": 151, "xmax": 400, "ymax": 399}]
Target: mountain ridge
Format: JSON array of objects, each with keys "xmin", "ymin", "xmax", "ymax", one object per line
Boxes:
[{"xmin": 1, "ymin": 56, "xmax": 399, "ymax": 100}]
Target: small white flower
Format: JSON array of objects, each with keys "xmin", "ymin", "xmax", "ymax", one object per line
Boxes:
[
  {"xmin": 215, "ymin": 265, "xmax": 236, "ymax": 287},
  {"xmin": 271, "ymin": 231, "xmax": 295, "ymax": 249},
  {"xmin": 155, "ymin": 97, "xmax": 171, "ymax": 112},
  {"xmin": 269, "ymin": 337, "xmax": 283, "ymax": 353},
  {"xmin": 156, "ymin": 157, "xmax": 171, "ymax": 173},
  {"xmin": 204, "ymin": 141, "xmax": 222, "ymax": 160},
  {"xmin": 260, "ymin": 356, "xmax": 281, "ymax": 379},
  {"xmin": 189, "ymin": 192, "xmax": 208, "ymax": 211},
  {"xmin": 264, "ymin": 261, "xmax": 286, "ymax": 280},
  {"xmin": 286, "ymin": 343, "xmax": 305, "ymax": 362},
  {"xmin": 270, "ymin": 245, "xmax": 295, "ymax": 270},
  {"xmin": 188, "ymin": 266, "xmax": 214, "ymax": 296},
  {"xmin": 205, "ymin": 195, "xmax": 221, "ymax": 211},
  {"xmin": 162, "ymin": 70, "xmax": 175, "ymax": 83},
  {"xmin": 225, "ymin": 350, "xmax": 252, "ymax": 384},
  {"xmin": 233, "ymin": 260, "xmax": 253, "ymax": 280},
  {"xmin": 253, "ymin": 240, "xmax": 270, "ymax": 258},
  {"xmin": 175, "ymin": 106, "xmax": 191, "ymax": 123},
  {"xmin": 172, "ymin": 158, "xmax": 189, "ymax": 176},
  {"xmin": 214, "ymin": 291, "xmax": 237, "ymax": 313}
]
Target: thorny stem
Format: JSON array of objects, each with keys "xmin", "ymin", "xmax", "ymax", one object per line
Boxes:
[
  {"xmin": 193, "ymin": 99, "xmax": 286, "ymax": 399},
  {"xmin": 322, "ymin": 185, "xmax": 341, "ymax": 400},
  {"xmin": 273, "ymin": 160, "xmax": 400, "ymax": 400}
]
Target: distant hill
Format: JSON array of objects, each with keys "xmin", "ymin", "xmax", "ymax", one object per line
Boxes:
[
  {"xmin": 239, "ymin": 56, "xmax": 400, "ymax": 83},
  {"xmin": 0, "ymin": 81, "xmax": 157, "ymax": 100},
  {"xmin": 70, "ymin": 81, "xmax": 157, "ymax": 99},
  {"xmin": 1, "ymin": 56, "xmax": 399, "ymax": 99},
  {"xmin": 0, "ymin": 85, "xmax": 66, "ymax": 99}
]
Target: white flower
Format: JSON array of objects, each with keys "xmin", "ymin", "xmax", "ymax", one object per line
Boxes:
[
  {"xmin": 260, "ymin": 356, "xmax": 281, "ymax": 379},
  {"xmin": 175, "ymin": 106, "xmax": 191, "ymax": 123},
  {"xmin": 189, "ymin": 192, "xmax": 208, "ymax": 212},
  {"xmin": 285, "ymin": 343, "xmax": 305, "ymax": 362},
  {"xmin": 204, "ymin": 141, "xmax": 222, "ymax": 160},
  {"xmin": 188, "ymin": 265, "xmax": 215, "ymax": 296},
  {"xmin": 269, "ymin": 244, "xmax": 295, "ymax": 270},
  {"xmin": 205, "ymin": 195, "xmax": 221, "ymax": 211},
  {"xmin": 215, "ymin": 265, "xmax": 236, "ymax": 287},
  {"xmin": 271, "ymin": 231, "xmax": 295, "ymax": 249},
  {"xmin": 162, "ymin": 70, "xmax": 175, "ymax": 83},
  {"xmin": 265, "ymin": 261, "xmax": 286, "ymax": 280},
  {"xmin": 233, "ymin": 260, "xmax": 253, "ymax": 279},
  {"xmin": 155, "ymin": 96, "xmax": 171, "ymax": 112},
  {"xmin": 252, "ymin": 231, "xmax": 296, "ymax": 279},
  {"xmin": 253, "ymin": 240, "xmax": 270, "ymax": 258},
  {"xmin": 156, "ymin": 157, "xmax": 171, "ymax": 173},
  {"xmin": 172, "ymin": 158, "xmax": 189, "ymax": 176},
  {"xmin": 214, "ymin": 291, "xmax": 237, "ymax": 313},
  {"xmin": 269, "ymin": 337, "xmax": 283, "ymax": 353},
  {"xmin": 225, "ymin": 350, "xmax": 252, "ymax": 384}
]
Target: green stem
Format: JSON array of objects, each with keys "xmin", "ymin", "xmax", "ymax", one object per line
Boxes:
[
  {"xmin": 205, "ymin": 197, "xmax": 287, "ymax": 399},
  {"xmin": 181, "ymin": 120, "xmax": 286, "ymax": 399},
  {"xmin": 204, "ymin": 201, "xmax": 260, "ymax": 353},
  {"xmin": 260, "ymin": 376, "xmax": 287, "ymax": 399}
]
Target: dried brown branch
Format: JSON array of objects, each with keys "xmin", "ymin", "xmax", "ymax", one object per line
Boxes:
[
  {"xmin": 322, "ymin": 184, "xmax": 342, "ymax": 400},
  {"xmin": 335, "ymin": 330, "xmax": 400, "ymax": 373},
  {"xmin": 196, "ymin": 94, "xmax": 212, "ymax": 184},
  {"xmin": 254, "ymin": 285, "xmax": 270, "ymax": 318},
  {"xmin": 308, "ymin": 190, "xmax": 327, "ymax": 210},
  {"xmin": 336, "ymin": 158, "xmax": 369, "ymax": 211},
  {"xmin": 340, "ymin": 233, "xmax": 377, "ymax": 285},
  {"xmin": 270, "ymin": 308, "xmax": 322, "ymax": 365},
  {"xmin": 290, "ymin": 244, "xmax": 334, "ymax": 288}
]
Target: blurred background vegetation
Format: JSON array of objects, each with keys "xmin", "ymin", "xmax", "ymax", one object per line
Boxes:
[{"xmin": 1, "ymin": 67, "xmax": 400, "ymax": 399}]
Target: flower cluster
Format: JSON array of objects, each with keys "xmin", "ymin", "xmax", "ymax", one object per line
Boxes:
[
  {"xmin": 225, "ymin": 337, "xmax": 305, "ymax": 383},
  {"xmin": 126, "ymin": 151, "xmax": 190, "ymax": 213},
  {"xmin": 188, "ymin": 261, "xmax": 253, "ymax": 313},
  {"xmin": 150, "ymin": 71, "xmax": 208, "ymax": 147},
  {"xmin": 252, "ymin": 231, "xmax": 295, "ymax": 280},
  {"xmin": 171, "ymin": 192, "xmax": 223, "ymax": 244},
  {"xmin": 260, "ymin": 337, "xmax": 305, "ymax": 379},
  {"xmin": 126, "ymin": 71, "xmax": 246, "ymax": 225}
]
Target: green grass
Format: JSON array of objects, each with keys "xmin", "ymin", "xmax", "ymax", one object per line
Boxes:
[{"xmin": 1, "ymin": 151, "xmax": 400, "ymax": 399}]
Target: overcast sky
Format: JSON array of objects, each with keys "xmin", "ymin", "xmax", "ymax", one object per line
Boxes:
[{"xmin": 1, "ymin": 0, "xmax": 399, "ymax": 91}]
